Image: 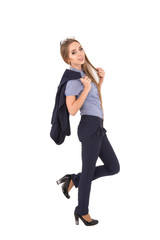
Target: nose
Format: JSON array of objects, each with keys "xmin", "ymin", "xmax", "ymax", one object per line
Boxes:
[{"xmin": 78, "ymin": 49, "xmax": 83, "ymax": 56}]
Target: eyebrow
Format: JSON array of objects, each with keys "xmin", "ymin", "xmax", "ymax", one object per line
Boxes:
[{"xmin": 71, "ymin": 46, "xmax": 82, "ymax": 52}]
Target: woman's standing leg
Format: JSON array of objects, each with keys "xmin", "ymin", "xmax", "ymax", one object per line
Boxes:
[{"xmin": 74, "ymin": 135, "xmax": 102, "ymax": 215}]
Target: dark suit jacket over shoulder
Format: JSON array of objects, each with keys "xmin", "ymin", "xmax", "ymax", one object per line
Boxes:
[{"xmin": 50, "ymin": 69, "xmax": 81, "ymax": 145}]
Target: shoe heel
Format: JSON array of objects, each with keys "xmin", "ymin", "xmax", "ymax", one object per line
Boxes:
[
  {"xmin": 56, "ymin": 176, "xmax": 67, "ymax": 184},
  {"xmin": 74, "ymin": 213, "xmax": 79, "ymax": 225},
  {"xmin": 56, "ymin": 178, "xmax": 63, "ymax": 185},
  {"xmin": 56, "ymin": 175, "xmax": 70, "ymax": 185}
]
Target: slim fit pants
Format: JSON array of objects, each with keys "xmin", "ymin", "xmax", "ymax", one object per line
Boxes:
[{"xmin": 71, "ymin": 115, "xmax": 120, "ymax": 215}]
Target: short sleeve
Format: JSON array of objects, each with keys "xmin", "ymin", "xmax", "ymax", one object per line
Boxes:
[{"xmin": 65, "ymin": 79, "xmax": 84, "ymax": 96}]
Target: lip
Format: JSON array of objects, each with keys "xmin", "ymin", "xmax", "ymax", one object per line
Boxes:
[{"xmin": 78, "ymin": 58, "xmax": 84, "ymax": 61}]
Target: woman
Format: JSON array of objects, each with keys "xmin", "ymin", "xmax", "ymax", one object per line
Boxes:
[{"xmin": 56, "ymin": 37, "xmax": 120, "ymax": 226}]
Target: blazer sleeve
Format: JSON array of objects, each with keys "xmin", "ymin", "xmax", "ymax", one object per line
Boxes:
[{"xmin": 64, "ymin": 79, "xmax": 84, "ymax": 96}]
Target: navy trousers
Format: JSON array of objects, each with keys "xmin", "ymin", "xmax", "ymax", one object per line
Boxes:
[{"xmin": 71, "ymin": 115, "xmax": 120, "ymax": 215}]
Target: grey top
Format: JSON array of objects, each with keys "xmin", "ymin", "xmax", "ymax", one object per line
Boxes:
[{"xmin": 64, "ymin": 66, "xmax": 104, "ymax": 120}]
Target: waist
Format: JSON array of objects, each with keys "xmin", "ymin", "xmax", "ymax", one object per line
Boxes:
[{"xmin": 80, "ymin": 114, "xmax": 104, "ymax": 127}]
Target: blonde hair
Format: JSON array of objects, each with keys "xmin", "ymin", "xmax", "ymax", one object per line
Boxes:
[{"xmin": 60, "ymin": 38, "xmax": 103, "ymax": 112}]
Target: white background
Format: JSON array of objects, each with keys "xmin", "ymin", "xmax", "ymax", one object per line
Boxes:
[{"xmin": 0, "ymin": 0, "xmax": 160, "ymax": 239}]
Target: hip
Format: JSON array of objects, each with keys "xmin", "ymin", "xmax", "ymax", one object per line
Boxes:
[{"xmin": 77, "ymin": 115, "xmax": 106, "ymax": 142}]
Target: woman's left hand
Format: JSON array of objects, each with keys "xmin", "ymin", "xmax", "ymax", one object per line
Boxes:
[{"xmin": 96, "ymin": 67, "xmax": 105, "ymax": 87}]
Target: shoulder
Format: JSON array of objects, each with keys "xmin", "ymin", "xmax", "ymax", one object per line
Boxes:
[
  {"xmin": 65, "ymin": 79, "xmax": 84, "ymax": 96},
  {"xmin": 66, "ymin": 79, "xmax": 83, "ymax": 87}
]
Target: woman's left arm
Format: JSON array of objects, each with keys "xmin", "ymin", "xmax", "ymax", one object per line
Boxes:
[{"xmin": 96, "ymin": 67, "xmax": 105, "ymax": 88}]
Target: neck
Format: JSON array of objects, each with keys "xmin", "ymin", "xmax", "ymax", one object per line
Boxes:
[{"xmin": 70, "ymin": 64, "xmax": 82, "ymax": 71}]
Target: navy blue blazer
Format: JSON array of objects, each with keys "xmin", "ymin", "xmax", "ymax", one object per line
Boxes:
[{"xmin": 50, "ymin": 69, "xmax": 82, "ymax": 145}]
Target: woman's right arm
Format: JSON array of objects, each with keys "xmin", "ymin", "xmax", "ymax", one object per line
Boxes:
[{"xmin": 66, "ymin": 86, "xmax": 90, "ymax": 116}]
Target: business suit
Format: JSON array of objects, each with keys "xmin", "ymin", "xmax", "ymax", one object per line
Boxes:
[{"xmin": 55, "ymin": 66, "xmax": 120, "ymax": 217}]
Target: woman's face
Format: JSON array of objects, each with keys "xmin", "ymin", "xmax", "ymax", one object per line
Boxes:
[{"xmin": 68, "ymin": 41, "xmax": 85, "ymax": 70}]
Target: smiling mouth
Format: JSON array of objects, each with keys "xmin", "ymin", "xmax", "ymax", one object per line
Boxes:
[{"xmin": 78, "ymin": 58, "xmax": 84, "ymax": 61}]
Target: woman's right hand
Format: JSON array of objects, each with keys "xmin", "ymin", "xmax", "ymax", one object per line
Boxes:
[{"xmin": 80, "ymin": 76, "xmax": 91, "ymax": 91}]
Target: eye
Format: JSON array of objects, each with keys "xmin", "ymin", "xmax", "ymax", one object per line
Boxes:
[
  {"xmin": 72, "ymin": 51, "xmax": 75, "ymax": 55},
  {"xmin": 80, "ymin": 47, "xmax": 83, "ymax": 51}
]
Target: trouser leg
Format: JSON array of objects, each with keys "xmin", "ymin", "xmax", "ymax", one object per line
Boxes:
[
  {"xmin": 71, "ymin": 133, "xmax": 120, "ymax": 188},
  {"xmin": 93, "ymin": 133, "xmax": 120, "ymax": 178},
  {"xmin": 74, "ymin": 136, "xmax": 102, "ymax": 215}
]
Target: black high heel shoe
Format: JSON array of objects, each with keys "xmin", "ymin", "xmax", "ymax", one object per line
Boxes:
[
  {"xmin": 74, "ymin": 211, "xmax": 99, "ymax": 226},
  {"xmin": 56, "ymin": 174, "xmax": 72, "ymax": 199}
]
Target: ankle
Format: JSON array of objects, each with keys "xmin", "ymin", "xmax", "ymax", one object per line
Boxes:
[
  {"xmin": 68, "ymin": 179, "xmax": 74, "ymax": 192},
  {"xmin": 82, "ymin": 213, "xmax": 92, "ymax": 222}
]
